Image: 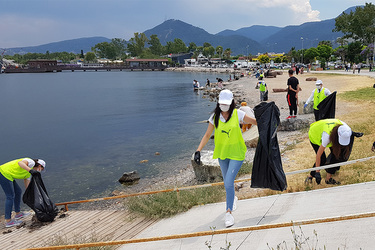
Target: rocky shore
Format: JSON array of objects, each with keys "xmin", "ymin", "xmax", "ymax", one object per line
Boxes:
[{"xmin": 82, "ymin": 67, "xmax": 369, "ymax": 210}]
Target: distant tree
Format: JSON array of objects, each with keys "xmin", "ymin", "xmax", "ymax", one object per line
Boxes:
[
  {"xmin": 92, "ymin": 42, "xmax": 117, "ymax": 59},
  {"xmin": 334, "ymin": 3, "xmax": 375, "ymax": 45},
  {"xmin": 85, "ymin": 52, "xmax": 96, "ymax": 62},
  {"xmin": 274, "ymin": 57, "xmax": 282, "ymax": 63},
  {"xmin": 317, "ymin": 44, "xmax": 333, "ymax": 63},
  {"xmin": 336, "ymin": 37, "xmax": 348, "ymax": 47},
  {"xmin": 203, "ymin": 46, "xmax": 215, "ymax": 58},
  {"xmin": 287, "ymin": 47, "xmax": 299, "ymax": 63},
  {"xmin": 304, "ymin": 47, "xmax": 320, "ymax": 63},
  {"xmin": 258, "ymin": 54, "xmax": 270, "ymax": 64},
  {"xmin": 127, "ymin": 32, "xmax": 149, "ymax": 57},
  {"xmin": 111, "ymin": 38, "xmax": 127, "ymax": 59},
  {"xmin": 347, "ymin": 41, "xmax": 364, "ymax": 63},
  {"xmin": 216, "ymin": 46, "xmax": 223, "ymax": 58},
  {"xmin": 188, "ymin": 42, "xmax": 197, "ymax": 53},
  {"xmin": 148, "ymin": 35, "xmax": 164, "ymax": 56},
  {"xmin": 172, "ymin": 38, "xmax": 187, "ymax": 53},
  {"xmin": 223, "ymin": 48, "xmax": 232, "ymax": 59},
  {"xmin": 318, "ymin": 40, "xmax": 332, "ymax": 47},
  {"xmin": 203, "ymin": 42, "xmax": 212, "ymax": 48}
]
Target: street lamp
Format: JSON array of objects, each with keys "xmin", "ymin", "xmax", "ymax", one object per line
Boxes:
[{"xmin": 301, "ymin": 37, "xmax": 304, "ymax": 63}]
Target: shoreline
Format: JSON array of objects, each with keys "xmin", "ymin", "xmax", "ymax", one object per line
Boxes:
[{"xmin": 81, "ymin": 67, "xmax": 375, "ymax": 210}]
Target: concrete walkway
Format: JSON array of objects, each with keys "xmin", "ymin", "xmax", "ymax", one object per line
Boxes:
[{"xmin": 120, "ymin": 181, "xmax": 375, "ymax": 250}]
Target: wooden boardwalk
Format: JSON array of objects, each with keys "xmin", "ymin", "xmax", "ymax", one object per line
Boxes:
[{"xmin": 0, "ymin": 210, "xmax": 158, "ymax": 250}]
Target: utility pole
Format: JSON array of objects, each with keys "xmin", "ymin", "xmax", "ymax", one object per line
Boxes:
[{"xmin": 301, "ymin": 37, "xmax": 304, "ymax": 63}]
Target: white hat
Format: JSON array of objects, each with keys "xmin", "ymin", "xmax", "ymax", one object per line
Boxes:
[
  {"xmin": 338, "ymin": 124, "xmax": 352, "ymax": 146},
  {"xmin": 37, "ymin": 159, "xmax": 46, "ymax": 172},
  {"xmin": 218, "ymin": 89, "xmax": 233, "ymax": 105},
  {"xmin": 316, "ymin": 80, "xmax": 323, "ymax": 85}
]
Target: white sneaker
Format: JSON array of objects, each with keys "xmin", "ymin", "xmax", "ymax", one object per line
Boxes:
[
  {"xmin": 232, "ymin": 196, "xmax": 238, "ymax": 211},
  {"xmin": 225, "ymin": 212, "xmax": 234, "ymax": 228}
]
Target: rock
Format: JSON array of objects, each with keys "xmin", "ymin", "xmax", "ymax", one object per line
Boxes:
[
  {"xmin": 306, "ymin": 77, "xmax": 317, "ymax": 81},
  {"xmin": 273, "ymin": 88, "xmax": 288, "ymax": 92},
  {"xmin": 242, "ymin": 125, "xmax": 259, "ymax": 148},
  {"xmin": 155, "ymin": 152, "xmax": 160, "ymax": 155},
  {"xmin": 191, "ymin": 150, "xmax": 222, "ymax": 183},
  {"xmin": 278, "ymin": 117, "xmax": 312, "ymax": 131},
  {"xmin": 118, "ymin": 171, "xmax": 140, "ymax": 185},
  {"xmin": 301, "ymin": 102, "xmax": 314, "ymax": 114},
  {"xmin": 111, "ymin": 190, "xmax": 126, "ymax": 196},
  {"xmin": 139, "ymin": 160, "xmax": 148, "ymax": 163}
]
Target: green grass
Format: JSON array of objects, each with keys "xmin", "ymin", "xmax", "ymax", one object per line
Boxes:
[
  {"xmin": 339, "ymin": 86, "xmax": 375, "ymax": 101},
  {"xmin": 125, "ymin": 186, "xmax": 225, "ymax": 219}
]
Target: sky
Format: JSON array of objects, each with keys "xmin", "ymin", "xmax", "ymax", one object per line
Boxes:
[{"xmin": 0, "ymin": 0, "xmax": 370, "ymax": 48}]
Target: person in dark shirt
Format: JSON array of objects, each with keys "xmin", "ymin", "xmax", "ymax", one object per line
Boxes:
[{"xmin": 286, "ymin": 69, "xmax": 299, "ymax": 119}]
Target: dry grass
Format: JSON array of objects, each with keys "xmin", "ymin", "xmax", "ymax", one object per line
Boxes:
[{"xmin": 241, "ymin": 73, "xmax": 375, "ymax": 199}]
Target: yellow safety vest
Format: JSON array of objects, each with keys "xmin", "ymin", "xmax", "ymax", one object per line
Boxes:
[
  {"xmin": 0, "ymin": 158, "xmax": 31, "ymax": 181},
  {"xmin": 308, "ymin": 119, "xmax": 343, "ymax": 147},
  {"xmin": 313, "ymin": 87, "xmax": 327, "ymax": 110},
  {"xmin": 259, "ymin": 82, "xmax": 266, "ymax": 92},
  {"xmin": 213, "ymin": 109, "xmax": 247, "ymax": 160}
]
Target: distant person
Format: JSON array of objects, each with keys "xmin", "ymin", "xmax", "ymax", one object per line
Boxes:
[
  {"xmin": 286, "ymin": 69, "xmax": 299, "ymax": 119},
  {"xmin": 216, "ymin": 78, "xmax": 223, "ymax": 89},
  {"xmin": 305, "ymin": 119, "xmax": 357, "ymax": 185},
  {"xmin": 257, "ymin": 80, "xmax": 268, "ymax": 102},
  {"xmin": 352, "ymin": 63, "xmax": 356, "ymax": 74},
  {"xmin": 194, "ymin": 90, "xmax": 257, "ymax": 228},
  {"xmin": 304, "ymin": 80, "xmax": 331, "ymax": 121},
  {"xmin": 0, "ymin": 158, "xmax": 46, "ymax": 227},
  {"xmin": 239, "ymin": 102, "xmax": 255, "ymax": 132},
  {"xmin": 357, "ymin": 63, "xmax": 361, "ymax": 73},
  {"xmin": 193, "ymin": 80, "xmax": 200, "ymax": 89},
  {"xmin": 206, "ymin": 78, "xmax": 210, "ymax": 88}
]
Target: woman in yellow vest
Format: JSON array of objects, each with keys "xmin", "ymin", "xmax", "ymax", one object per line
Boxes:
[
  {"xmin": 306, "ymin": 119, "xmax": 352, "ymax": 185},
  {"xmin": 0, "ymin": 158, "xmax": 45, "ymax": 227},
  {"xmin": 304, "ymin": 80, "xmax": 331, "ymax": 121},
  {"xmin": 194, "ymin": 89, "xmax": 257, "ymax": 228}
]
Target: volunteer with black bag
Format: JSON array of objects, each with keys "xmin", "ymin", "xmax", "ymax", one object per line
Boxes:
[
  {"xmin": 306, "ymin": 119, "xmax": 356, "ymax": 185},
  {"xmin": 194, "ymin": 89, "xmax": 257, "ymax": 228},
  {"xmin": 0, "ymin": 158, "xmax": 45, "ymax": 227}
]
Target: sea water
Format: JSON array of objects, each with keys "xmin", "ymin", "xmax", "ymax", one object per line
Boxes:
[{"xmin": 0, "ymin": 70, "xmax": 222, "ymax": 211}]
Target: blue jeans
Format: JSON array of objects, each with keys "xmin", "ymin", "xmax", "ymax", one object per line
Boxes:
[
  {"xmin": 0, "ymin": 173, "xmax": 22, "ymax": 220},
  {"xmin": 218, "ymin": 159, "xmax": 243, "ymax": 211}
]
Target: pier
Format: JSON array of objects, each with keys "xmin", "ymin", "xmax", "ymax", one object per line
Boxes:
[{"xmin": 3, "ymin": 59, "xmax": 169, "ymax": 73}]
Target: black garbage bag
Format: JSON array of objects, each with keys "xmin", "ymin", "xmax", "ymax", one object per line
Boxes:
[
  {"xmin": 23, "ymin": 172, "xmax": 58, "ymax": 222},
  {"xmin": 251, "ymin": 102, "xmax": 287, "ymax": 191},
  {"xmin": 263, "ymin": 90, "xmax": 269, "ymax": 101},
  {"xmin": 317, "ymin": 91, "xmax": 336, "ymax": 120}
]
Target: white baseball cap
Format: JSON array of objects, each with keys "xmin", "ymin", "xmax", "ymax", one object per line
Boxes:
[
  {"xmin": 316, "ymin": 80, "xmax": 323, "ymax": 85},
  {"xmin": 218, "ymin": 89, "xmax": 233, "ymax": 105},
  {"xmin": 338, "ymin": 124, "xmax": 352, "ymax": 146},
  {"xmin": 36, "ymin": 159, "xmax": 46, "ymax": 172}
]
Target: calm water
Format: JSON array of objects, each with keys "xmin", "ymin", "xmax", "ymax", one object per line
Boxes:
[{"xmin": 0, "ymin": 70, "xmax": 220, "ymax": 210}]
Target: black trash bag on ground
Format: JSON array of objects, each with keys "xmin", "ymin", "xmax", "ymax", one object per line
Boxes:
[
  {"xmin": 23, "ymin": 172, "xmax": 58, "ymax": 222},
  {"xmin": 317, "ymin": 91, "xmax": 336, "ymax": 120},
  {"xmin": 251, "ymin": 102, "xmax": 287, "ymax": 191},
  {"xmin": 264, "ymin": 90, "xmax": 269, "ymax": 101}
]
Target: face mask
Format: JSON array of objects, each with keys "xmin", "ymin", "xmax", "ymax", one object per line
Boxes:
[
  {"xmin": 316, "ymin": 85, "xmax": 322, "ymax": 90},
  {"xmin": 220, "ymin": 104, "xmax": 230, "ymax": 112}
]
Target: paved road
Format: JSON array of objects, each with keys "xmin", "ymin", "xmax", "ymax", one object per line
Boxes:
[{"xmin": 120, "ymin": 181, "xmax": 375, "ymax": 250}]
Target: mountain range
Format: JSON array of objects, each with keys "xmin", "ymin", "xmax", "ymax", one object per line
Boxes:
[{"xmin": 3, "ymin": 6, "xmax": 358, "ymax": 56}]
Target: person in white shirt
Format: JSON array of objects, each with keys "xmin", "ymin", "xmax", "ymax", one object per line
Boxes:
[
  {"xmin": 194, "ymin": 90, "xmax": 257, "ymax": 228},
  {"xmin": 239, "ymin": 102, "xmax": 255, "ymax": 132},
  {"xmin": 304, "ymin": 80, "xmax": 331, "ymax": 121}
]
